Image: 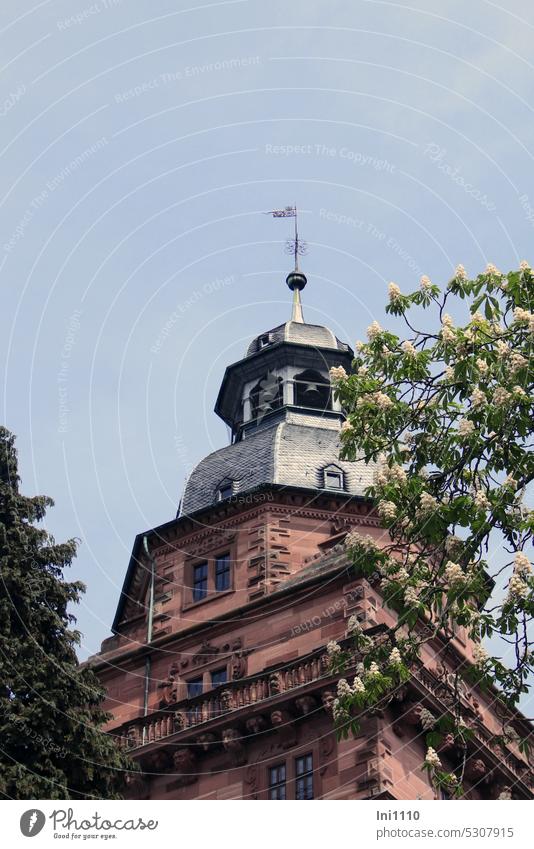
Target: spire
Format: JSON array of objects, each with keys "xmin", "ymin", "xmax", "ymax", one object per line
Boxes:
[
  {"xmin": 263, "ymin": 204, "xmax": 309, "ymax": 324},
  {"xmin": 286, "ymin": 270, "xmax": 307, "ymax": 323}
]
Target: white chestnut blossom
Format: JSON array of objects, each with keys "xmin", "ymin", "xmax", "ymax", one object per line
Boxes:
[
  {"xmin": 495, "ymin": 340, "xmax": 510, "ymax": 358},
  {"xmin": 519, "ymin": 260, "xmax": 531, "ymax": 271},
  {"xmin": 506, "ymin": 574, "xmax": 529, "ymax": 603},
  {"xmin": 473, "ymin": 490, "xmax": 490, "ymax": 511},
  {"xmin": 493, "ymin": 387, "xmax": 511, "ymax": 406},
  {"xmin": 419, "ymin": 491, "xmax": 438, "ymax": 513},
  {"xmin": 337, "ymin": 678, "xmax": 353, "ymax": 698},
  {"xmin": 352, "ymin": 676, "xmax": 366, "ymax": 694},
  {"xmin": 420, "ymin": 275, "xmax": 432, "ymax": 290},
  {"xmin": 425, "ymin": 747, "xmax": 442, "ymax": 768},
  {"xmin": 401, "ymin": 340, "xmax": 417, "ymax": 357},
  {"xmin": 513, "ymin": 552, "xmax": 532, "ymax": 578},
  {"xmin": 366, "ymin": 662, "xmax": 381, "ymax": 678},
  {"xmin": 472, "ymin": 643, "xmax": 489, "ymax": 667},
  {"xmin": 388, "ymin": 647, "xmax": 402, "ymax": 666},
  {"xmin": 441, "ymin": 325, "xmax": 455, "ymax": 344},
  {"xmin": 378, "ymin": 500, "xmax": 397, "ymax": 521},
  {"xmin": 470, "ymin": 311, "xmax": 485, "ymax": 326},
  {"xmin": 470, "ymin": 387, "xmax": 486, "ymax": 408},
  {"xmin": 485, "ymin": 263, "xmax": 500, "ymax": 276},
  {"xmin": 340, "ymin": 420, "xmax": 353, "ymax": 434},
  {"xmin": 513, "ymin": 307, "xmax": 531, "ymax": 323},
  {"xmin": 329, "ymin": 365, "xmax": 347, "ymax": 382},
  {"xmin": 404, "ymin": 586, "xmax": 420, "ymax": 605},
  {"xmin": 332, "ymin": 698, "xmax": 348, "ymax": 722},
  {"xmin": 394, "ymin": 567, "xmax": 410, "ymax": 583},
  {"xmin": 476, "ymin": 358, "xmax": 489, "ymax": 376},
  {"xmin": 388, "ymin": 282, "xmax": 402, "ymax": 301},
  {"xmin": 457, "ymin": 418, "xmax": 475, "ymax": 438},
  {"xmin": 509, "ymin": 352, "xmax": 527, "ymax": 372},
  {"xmin": 355, "ymin": 340, "xmax": 365, "ymax": 351},
  {"xmin": 375, "ymin": 392, "xmax": 394, "ymax": 411},
  {"xmin": 444, "ymin": 561, "xmax": 466, "ymax": 587},
  {"xmin": 455, "ymin": 264, "xmax": 467, "ymax": 280},
  {"xmin": 385, "ymin": 463, "xmax": 407, "ymax": 485},
  {"xmin": 326, "ymin": 640, "xmax": 341, "ymax": 657},
  {"xmin": 367, "ymin": 320, "xmax": 383, "ymax": 341},
  {"xmin": 345, "ymin": 531, "xmax": 377, "ymax": 552}
]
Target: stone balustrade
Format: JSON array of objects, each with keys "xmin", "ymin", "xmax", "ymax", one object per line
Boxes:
[{"xmin": 113, "ymin": 647, "xmax": 330, "ymax": 750}]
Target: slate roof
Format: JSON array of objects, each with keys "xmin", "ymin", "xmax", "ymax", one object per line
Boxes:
[
  {"xmin": 180, "ymin": 418, "xmax": 373, "ymax": 515},
  {"xmin": 246, "ymin": 320, "xmax": 350, "ymax": 356}
]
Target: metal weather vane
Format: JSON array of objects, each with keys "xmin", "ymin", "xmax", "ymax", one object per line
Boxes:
[{"xmin": 264, "ymin": 205, "xmax": 308, "ymax": 270}]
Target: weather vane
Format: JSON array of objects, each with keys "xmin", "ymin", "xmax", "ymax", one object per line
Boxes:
[{"xmin": 264, "ymin": 205, "xmax": 308, "ymax": 270}]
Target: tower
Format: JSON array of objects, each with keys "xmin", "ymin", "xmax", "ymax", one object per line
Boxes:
[{"xmin": 92, "ymin": 267, "xmax": 533, "ymax": 801}]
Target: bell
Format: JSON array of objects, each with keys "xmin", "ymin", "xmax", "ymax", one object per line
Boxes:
[{"xmin": 260, "ymin": 385, "xmax": 276, "ymax": 402}]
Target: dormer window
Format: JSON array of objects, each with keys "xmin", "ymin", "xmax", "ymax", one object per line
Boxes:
[
  {"xmin": 258, "ymin": 333, "xmax": 271, "ymax": 349},
  {"xmin": 217, "ymin": 481, "xmax": 234, "ymax": 501},
  {"xmin": 322, "ymin": 464, "xmax": 344, "ymax": 490}
]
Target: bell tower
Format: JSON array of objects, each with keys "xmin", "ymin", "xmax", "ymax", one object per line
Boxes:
[{"xmin": 92, "ymin": 221, "xmax": 534, "ymax": 802}]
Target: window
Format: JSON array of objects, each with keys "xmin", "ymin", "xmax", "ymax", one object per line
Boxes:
[
  {"xmin": 258, "ymin": 333, "xmax": 270, "ymax": 348},
  {"xmin": 295, "ymin": 753, "xmax": 313, "ymax": 800},
  {"xmin": 185, "ymin": 549, "xmax": 236, "ymax": 607},
  {"xmin": 215, "ymin": 553, "xmax": 231, "ymax": 591},
  {"xmin": 187, "ymin": 677, "xmax": 203, "ymax": 698},
  {"xmin": 211, "ymin": 667, "xmax": 227, "ymax": 688},
  {"xmin": 217, "ymin": 482, "xmax": 233, "ymax": 501},
  {"xmin": 268, "ymin": 763, "xmax": 286, "ymax": 800},
  {"xmin": 324, "ymin": 468, "xmax": 344, "ymax": 490},
  {"xmin": 193, "ymin": 562, "xmax": 208, "ymax": 602}
]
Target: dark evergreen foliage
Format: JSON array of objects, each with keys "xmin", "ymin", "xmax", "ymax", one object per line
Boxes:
[{"xmin": 0, "ymin": 426, "xmax": 134, "ymax": 799}]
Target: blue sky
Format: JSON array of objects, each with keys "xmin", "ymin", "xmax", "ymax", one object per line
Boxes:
[{"xmin": 1, "ymin": 0, "xmax": 533, "ymax": 663}]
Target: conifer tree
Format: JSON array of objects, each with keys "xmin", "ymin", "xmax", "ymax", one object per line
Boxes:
[{"xmin": 0, "ymin": 426, "xmax": 134, "ymax": 799}]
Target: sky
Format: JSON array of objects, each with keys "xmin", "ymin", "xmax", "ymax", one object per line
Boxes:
[{"xmin": 1, "ymin": 0, "xmax": 534, "ymax": 665}]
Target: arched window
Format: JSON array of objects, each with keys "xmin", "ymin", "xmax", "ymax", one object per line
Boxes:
[
  {"xmin": 294, "ymin": 369, "xmax": 331, "ymax": 411},
  {"xmin": 250, "ymin": 371, "xmax": 283, "ymax": 421}
]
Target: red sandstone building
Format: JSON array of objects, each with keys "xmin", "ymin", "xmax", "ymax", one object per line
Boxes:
[{"xmin": 92, "ymin": 270, "xmax": 533, "ymax": 800}]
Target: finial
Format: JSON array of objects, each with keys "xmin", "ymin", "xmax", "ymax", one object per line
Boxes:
[{"xmin": 286, "ymin": 270, "xmax": 306, "ymax": 323}]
